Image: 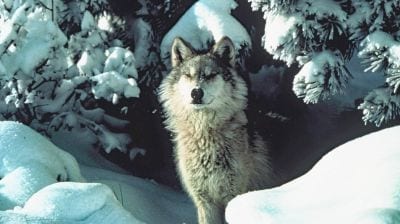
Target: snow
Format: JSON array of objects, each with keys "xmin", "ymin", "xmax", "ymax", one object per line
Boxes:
[
  {"xmin": 90, "ymin": 71, "xmax": 140, "ymax": 103},
  {"xmin": 1, "ymin": 111, "xmax": 400, "ymax": 223},
  {"xmin": 0, "ymin": 5, "xmax": 67, "ymax": 77},
  {"xmin": 0, "ymin": 121, "xmax": 84, "ymax": 210},
  {"xmin": 104, "ymin": 47, "xmax": 138, "ymax": 79},
  {"xmin": 0, "ymin": 121, "xmax": 196, "ymax": 224},
  {"xmin": 77, "ymin": 49, "xmax": 103, "ymax": 76},
  {"xmin": 226, "ymin": 125, "xmax": 400, "ymax": 224},
  {"xmin": 293, "ymin": 50, "xmax": 349, "ymax": 104},
  {"xmin": 10, "ymin": 3, "xmax": 28, "ymax": 25},
  {"xmin": 359, "ymin": 31, "xmax": 400, "ymax": 75},
  {"xmin": 0, "ymin": 20, "xmax": 15, "ymax": 47},
  {"xmin": 81, "ymin": 11, "xmax": 96, "ymax": 30},
  {"xmin": 15, "ymin": 182, "xmax": 139, "ymax": 224},
  {"xmin": 263, "ymin": 12, "xmax": 302, "ymax": 65},
  {"xmin": 297, "ymin": 0, "xmax": 347, "ymax": 21},
  {"xmin": 88, "ymin": 47, "xmax": 140, "ymax": 103},
  {"xmin": 358, "ymin": 87, "xmax": 400, "ymax": 127},
  {"xmin": 160, "ymin": 0, "xmax": 251, "ymax": 66},
  {"xmin": 131, "ymin": 18, "xmax": 153, "ymax": 69}
]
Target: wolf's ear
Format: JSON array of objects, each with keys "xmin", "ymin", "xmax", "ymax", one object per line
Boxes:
[
  {"xmin": 211, "ymin": 36, "xmax": 235, "ymax": 66},
  {"xmin": 171, "ymin": 37, "xmax": 194, "ymax": 67}
]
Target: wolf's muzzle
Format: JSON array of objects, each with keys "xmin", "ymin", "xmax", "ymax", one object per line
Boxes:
[{"xmin": 191, "ymin": 88, "xmax": 204, "ymax": 104}]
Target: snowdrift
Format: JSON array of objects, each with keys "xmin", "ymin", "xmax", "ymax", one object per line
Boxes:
[
  {"xmin": 2, "ymin": 121, "xmax": 400, "ymax": 224},
  {"xmin": 0, "ymin": 121, "xmax": 195, "ymax": 224},
  {"xmin": 226, "ymin": 125, "xmax": 400, "ymax": 224}
]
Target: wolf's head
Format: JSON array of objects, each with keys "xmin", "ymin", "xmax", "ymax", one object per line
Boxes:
[{"xmin": 159, "ymin": 36, "xmax": 248, "ymax": 123}]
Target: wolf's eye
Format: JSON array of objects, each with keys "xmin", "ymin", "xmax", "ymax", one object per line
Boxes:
[{"xmin": 206, "ymin": 72, "xmax": 217, "ymax": 80}]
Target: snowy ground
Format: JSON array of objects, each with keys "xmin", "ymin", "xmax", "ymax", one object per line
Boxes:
[
  {"xmin": 1, "ymin": 121, "xmax": 400, "ymax": 224},
  {"xmin": 226, "ymin": 125, "xmax": 400, "ymax": 224},
  {"xmin": 0, "ymin": 121, "xmax": 196, "ymax": 224}
]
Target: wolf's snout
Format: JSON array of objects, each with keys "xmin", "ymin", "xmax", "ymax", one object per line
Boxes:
[{"xmin": 191, "ymin": 88, "xmax": 204, "ymax": 104}]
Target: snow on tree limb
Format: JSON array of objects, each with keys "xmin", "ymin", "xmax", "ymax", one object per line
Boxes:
[
  {"xmin": 359, "ymin": 87, "xmax": 400, "ymax": 127},
  {"xmin": 0, "ymin": 0, "xmax": 141, "ymax": 156},
  {"xmin": 160, "ymin": 0, "xmax": 251, "ymax": 68},
  {"xmin": 293, "ymin": 50, "xmax": 351, "ymax": 104},
  {"xmin": 250, "ymin": 0, "xmax": 400, "ymax": 125}
]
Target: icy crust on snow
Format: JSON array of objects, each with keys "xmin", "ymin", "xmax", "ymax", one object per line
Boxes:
[
  {"xmin": 226, "ymin": 125, "xmax": 400, "ymax": 224},
  {"xmin": 0, "ymin": 121, "xmax": 195, "ymax": 224},
  {"xmin": 160, "ymin": 0, "xmax": 251, "ymax": 65}
]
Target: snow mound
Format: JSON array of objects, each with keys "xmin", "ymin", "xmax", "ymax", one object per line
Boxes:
[
  {"xmin": 226, "ymin": 125, "xmax": 400, "ymax": 224},
  {"xmin": 13, "ymin": 182, "xmax": 140, "ymax": 224},
  {"xmin": 0, "ymin": 121, "xmax": 195, "ymax": 223},
  {"xmin": 160, "ymin": 0, "xmax": 251, "ymax": 65},
  {"xmin": 82, "ymin": 166, "xmax": 196, "ymax": 224},
  {"xmin": 0, "ymin": 121, "xmax": 84, "ymax": 210}
]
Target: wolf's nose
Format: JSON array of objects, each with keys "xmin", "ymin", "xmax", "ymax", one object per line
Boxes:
[{"xmin": 191, "ymin": 88, "xmax": 204, "ymax": 104}]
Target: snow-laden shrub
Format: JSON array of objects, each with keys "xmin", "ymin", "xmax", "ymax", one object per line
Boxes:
[
  {"xmin": 0, "ymin": 1, "xmax": 141, "ymax": 156},
  {"xmin": 250, "ymin": 0, "xmax": 400, "ymax": 126},
  {"xmin": 160, "ymin": 0, "xmax": 251, "ymax": 69}
]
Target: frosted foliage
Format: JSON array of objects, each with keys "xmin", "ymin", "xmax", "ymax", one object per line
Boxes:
[
  {"xmin": 357, "ymin": 31, "xmax": 400, "ymax": 125},
  {"xmin": 354, "ymin": 1, "xmax": 400, "ymax": 33},
  {"xmin": 260, "ymin": 0, "xmax": 347, "ymax": 66},
  {"xmin": 81, "ymin": 10, "xmax": 96, "ymax": 30},
  {"xmin": 358, "ymin": 88, "xmax": 400, "ymax": 127},
  {"xmin": 161, "ymin": 0, "xmax": 251, "ymax": 67},
  {"xmin": 91, "ymin": 71, "xmax": 140, "ymax": 104},
  {"xmin": 293, "ymin": 51, "xmax": 350, "ymax": 104},
  {"xmin": 131, "ymin": 18, "xmax": 153, "ymax": 69},
  {"xmin": 0, "ymin": 5, "xmax": 67, "ymax": 77},
  {"xmin": 56, "ymin": 0, "xmax": 110, "ymax": 33},
  {"xmin": 297, "ymin": 0, "xmax": 347, "ymax": 20},
  {"xmin": 358, "ymin": 31, "xmax": 397, "ymax": 72},
  {"xmin": 387, "ymin": 68, "xmax": 400, "ymax": 93},
  {"xmin": 0, "ymin": 1, "xmax": 140, "ymax": 155},
  {"xmin": 249, "ymin": 0, "xmax": 296, "ymax": 12},
  {"xmin": 250, "ymin": 0, "xmax": 400, "ymax": 125},
  {"xmin": 104, "ymin": 47, "xmax": 138, "ymax": 79},
  {"xmin": 263, "ymin": 12, "xmax": 302, "ymax": 66}
]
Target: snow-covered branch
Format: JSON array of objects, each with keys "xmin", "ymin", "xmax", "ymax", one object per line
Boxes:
[
  {"xmin": 250, "ymin": 0, "xmax": 400, "ymax": 125},
  {"xmin": 0, "ymin": 0, "xmax": 141, "ymax": 156}
]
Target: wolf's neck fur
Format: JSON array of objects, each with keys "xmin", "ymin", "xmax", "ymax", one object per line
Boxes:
[
  {"xmin": 169, "ymin": 108, "xmax": 248, "ymax": 150},
  {"xmin": 173, "ymin": 107, "xmax": 245, "ymax": 129}
]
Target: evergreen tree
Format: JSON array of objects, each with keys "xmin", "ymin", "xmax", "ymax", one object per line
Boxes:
[
  {"xmin": 249, "ymin": 0, "xmax": 400, "ymax": 126},
  {"xmin": 0, "ymin": 0, "xmax": 141, "ymax": 156}
]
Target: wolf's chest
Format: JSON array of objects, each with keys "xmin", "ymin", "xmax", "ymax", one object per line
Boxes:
[{"xmin": 175, "ymin": 136, "xmax": 250, "ymax": 202}]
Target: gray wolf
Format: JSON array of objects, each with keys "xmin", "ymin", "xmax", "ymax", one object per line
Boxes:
[{"xmin": 159, "ymin": 36, "xmax": 271, "ymax": 224}]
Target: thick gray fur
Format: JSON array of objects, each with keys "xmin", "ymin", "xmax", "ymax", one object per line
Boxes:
[{"xmin": 159, "ymin": 36, "xmax": 271, "ymax": 224}]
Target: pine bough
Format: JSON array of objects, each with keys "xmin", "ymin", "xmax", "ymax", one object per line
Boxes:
[
  {"xmin": 0, "ymin": 0, "xmax": 141, "ymax": 157},
  {"xmin": 250, "ymin": 0, "xmax": 400, "ymax": 126}
]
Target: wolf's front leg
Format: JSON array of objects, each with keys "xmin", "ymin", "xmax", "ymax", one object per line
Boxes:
[{"xmin": 196, "ymin": 201, "xmax": 225, "ymax": 224}]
